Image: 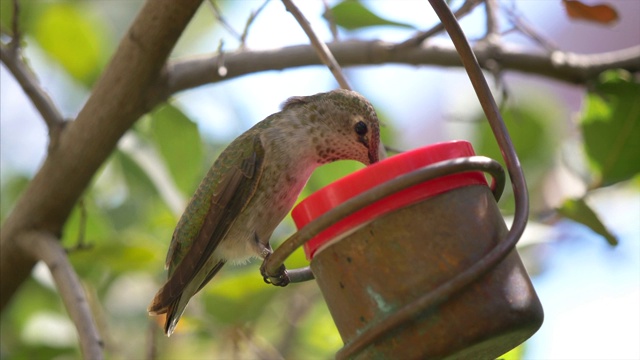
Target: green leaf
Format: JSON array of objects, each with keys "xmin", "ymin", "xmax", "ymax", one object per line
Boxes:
[
  {"xmin": 327, "ymin": 0, "xmax": 415, "ymax": 30},
  {"xmin": 150, "ymin": 104, "xmax": 204, "ymax": 196},
  {"xmin": 557, "ymin": 197, "xmax": 618, "ymax": 246},
  {"xmin": 581, "ymin": 71, "xmax": 640, "ymax": 186},
  {"xmin": 108, "ymin": 150, "xmax": 160, "ymax": 229},
  {"xmin": 33, "ymin": 3, "xmax": 109, "ymax": 84},
  {"xmin": 115, "ymin": 149, "xmax": 158, "ymax": 199}
]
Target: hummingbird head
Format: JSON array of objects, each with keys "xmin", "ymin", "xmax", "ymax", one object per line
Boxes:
[{"xmin": 282, "ymin": 89, "xmax": 381, "ymax": 165}]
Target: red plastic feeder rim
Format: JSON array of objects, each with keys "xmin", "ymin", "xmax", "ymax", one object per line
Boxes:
[{"xmin": 292, "ymin": 140, "xmax": 489, "ymax": 260}]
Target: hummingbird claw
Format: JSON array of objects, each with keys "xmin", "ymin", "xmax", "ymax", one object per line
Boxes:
[{"xmin": 260, "ymin": 254, "xmax": 290, "ymax": 287}]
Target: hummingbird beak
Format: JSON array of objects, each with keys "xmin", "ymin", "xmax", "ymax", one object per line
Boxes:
[
  {"xmin": 358, "ymin": 135, "xmax": 378, "ymax": 164},
  {"xmin": 369, "ymin": 145, "xmax": 379, "ymax": 164}
]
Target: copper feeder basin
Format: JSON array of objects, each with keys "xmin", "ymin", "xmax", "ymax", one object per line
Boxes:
[{"xmin": 291, "ymin": 141, "xmax": 544, "ymax": 359}]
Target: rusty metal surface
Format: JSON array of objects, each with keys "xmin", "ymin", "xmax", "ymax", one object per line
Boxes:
[{"xmin": 311, "ymin": 185, "xmax": 543, "ymax": 359}]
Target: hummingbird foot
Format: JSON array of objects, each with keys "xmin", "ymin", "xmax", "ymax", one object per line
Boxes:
[
  {"xmin": 255, "ymin": 234, "xmax": 290, "ymax": 286},
  {"xmin": 260, "ymin": 253, "xmax": 290, "ymax": 287}
]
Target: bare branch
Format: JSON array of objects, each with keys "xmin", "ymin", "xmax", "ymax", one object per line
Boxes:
[
  {"xmin": 20, "ymin": 231, "xmax": 103, "ymax": 360},
  {"xmin": 502, "ymin": 2, "xmax": 558, "ymax": 52},
  {"xmin": 396, "ymin": 0, "xmax": 483, "ymax": 49},
  {"xmin": 146, "ymin": 319, "xmax": 158, "ymax": 360},
  {"xmin": 161, "ymin": 41, "xmax": 640, "ymax": 98},
  {"xmin": 239, "ymin": 0, "xmax": 271, "ymax": 47},
  {"xmin": 484, "ymin": 0, "xmax": 499, "ymax": 40},
  {"xmin": 321, "ymin": 0, "xmax": 339, "ymax": 41},
  {"xmin": 481, "ymin": 0, "xmax": 504, "ymax": 92},
  {"xmin": 10, "ymin": 0, "xmax": 20, "ymax": 49},
  {"xmin": 65, "ymin": 199, "xmax": 93, "ymax": 252},
  {"xmin": 0, "ymin": 45, "xmax": 66, "ymax": 145},
  {"xmin": 281, "ymin": 0, "xmax": 351, "ymax": 90},
  {"xmin": 208, "ymin": 0, "xmax": 242, "ymax": 40}
]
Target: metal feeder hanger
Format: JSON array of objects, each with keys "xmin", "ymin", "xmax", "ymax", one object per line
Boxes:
[{"xmin": 262, "ymin": 0, "xmax": 541, "ymax": 359}]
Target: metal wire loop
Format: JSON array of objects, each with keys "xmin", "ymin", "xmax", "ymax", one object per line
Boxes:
[{"xmin": 262, "ymin": 156, "xmax": 505, "ymax": 285}]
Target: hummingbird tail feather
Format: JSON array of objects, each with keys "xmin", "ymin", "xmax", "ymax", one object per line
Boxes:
[
  {"xmin": 147, "ymin": 287, "xmax": 171, "ymax": 316},
  {"xmin": 147, "ymin": 285, "xmax": 190, "ymax": 336},
  {"xmin": 164, "ymin": 296, "xmax": 185, "ymax": 336}
]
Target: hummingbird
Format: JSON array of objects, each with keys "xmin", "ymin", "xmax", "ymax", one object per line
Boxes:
[{"xmin": 148, "ymin": 89, "xmax": 381, "ymax": 336}]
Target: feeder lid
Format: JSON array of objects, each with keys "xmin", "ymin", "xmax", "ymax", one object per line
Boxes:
[{"xmin": 292, "ymin": 140, "xmax": 488, "ymax": 260}]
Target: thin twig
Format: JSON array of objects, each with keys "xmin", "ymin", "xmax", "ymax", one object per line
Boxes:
[
  {"xmin": 482, "ymin": 0, "xmax": 504, "ymax": 93},
  {"xmin": 502, "ymin": 2, "xmax": 558, "ymax": 52},
  {"xmin": 484, "ymin": 0, "xmax": 499, "ymax": 40},
  {"xmin": 239, "ymin": 0, "xmax": 270, "ymax": 48},
  {"xmin": 20, "ymin": 231, "xmax": 103, "ymax": 360},
  {"xmin": 216, "ymin": 39, "xmax": 228, "ymax": 77},
  {"xmin": 321, "ymin": 0, "xmax": 339, "ymax": 41},
  {"xmin": 208, "ymin": 0, "xmax": 242, "ymax": 40},
  {"xmin": 3, "ymin": 0, "xmax": 65, "ymax": 144},
  {"xmin": 66, "ymin": 199, "xmax": 93, "ymax": 253},
  {"xmin": 0, "ymin": 45, "xmax": 66, "ymax": 145},
  {"xmin": 281, "ymin": 0, "xmax": 351, "ymax": 90},
  {"xmin": 146, "ymin": 318, "xmax": 158, "ymax": 360},
  {"xmin": 10, "ymin": 0, "xmax": 20, "ymax": 49},
  {"xmin": 276, "ymin": 290, "xmax": 317, "ymax": 357},
  {"xmin": 236, "ymin": 326, "xmax": 285, "ymax": 360},
  {"xmin": 395, "ymin": 0, "xmax": 482, "ymax": 49}
]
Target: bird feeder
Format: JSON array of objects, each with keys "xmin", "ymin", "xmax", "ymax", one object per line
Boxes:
[
  {"xmin": 263, "ymin": 141, "xmax": 543, "ymax": 358},
  {"xmin": 260, "ymin": 0, "xmax": 543, "ymax": 358},
  {"xmin": 289, "ymin": 141, "xmax": 543, "ymax": 359}
]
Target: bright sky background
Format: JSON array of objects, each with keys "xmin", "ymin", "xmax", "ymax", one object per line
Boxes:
[{"xmin": 1, "ymin": 0, "xmax": 639, "ymax": 358}]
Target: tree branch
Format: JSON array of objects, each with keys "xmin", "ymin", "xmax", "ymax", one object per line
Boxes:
[
  {"xmin": 502, "ymin": 2, "xmax": 559, "ymax": 52},
  {"xmin": 240, "ymin": 0, "xmax": 271, "ymax": 47},
  {"xmin": 208, "ymin": 0, "xmax": 242, "ymax": 41},
  {"xmin": 0, "ymin": 45, "xmax": 66, "ymax": 147},
  {"xmin": 160, "ymin": 41, "xmax": 640, "ymax": 99},
  {"xmin": 20, "ymin": 231, "xmax": 103, "ymax": 359},
  {"xmin": 396, "ymin": 0, "xmax": 483, "ymax": 49},
  {"xmin": 9, "ymin": 0, "xmax": 20, "ymax": 49},
  {"xmin": 0, "ymin": 0, "xmax": 204, "ymax": 310},
  {"xmin": 321, "ymin": 0, "xmax": 339, "ymax": 41},
  {"xmin": 281, "ymin": 0, "xmax": 351, "ymax": 89},
  {"xmin": 484, "ymin": 0, "xmax": 500, "ymax": 40},
  {"xmin": 1, "ymin": 0, "xmax": 65, "ymax": 143}
]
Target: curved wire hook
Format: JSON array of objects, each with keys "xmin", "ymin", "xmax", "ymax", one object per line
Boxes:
[
  {"xmin": 336, "ymin": 0, "xmax": 531, "ymax": 356},
  {"xmin": 262, "ymin": 1, "xmax": 528, "ymax": 356},
  {"xmin": 262, "ymin": 156, "xmax": 505, "ymax": 284}
]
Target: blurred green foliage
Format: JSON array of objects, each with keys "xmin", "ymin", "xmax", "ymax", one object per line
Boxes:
[
  {"xmin": 33, "ymin": 3, "xmax": 110, "ymax": 84},
  {"xmin": 557, "ymin": 197, "xmax": 617, "ymax": 246},
  {"xmin": 150, "ymin": 105, "xmax": 205, "ymax": 196},
  {"xmin": 475, "ymin": 100, "xmax": 563, "ymax": 214},
  {"xmin": 581, "ymin": 70, "xmax": 640, "ymax": 186}
]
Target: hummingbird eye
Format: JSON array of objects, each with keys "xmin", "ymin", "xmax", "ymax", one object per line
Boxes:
[{"xmin": 354, "ymin": 121, "xmax": 368, "ymax": 136}]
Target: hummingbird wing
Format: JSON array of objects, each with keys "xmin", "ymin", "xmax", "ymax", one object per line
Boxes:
[{"xmin": 149, "ymin": 135, "xmax": 265, "ymax": 315}]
